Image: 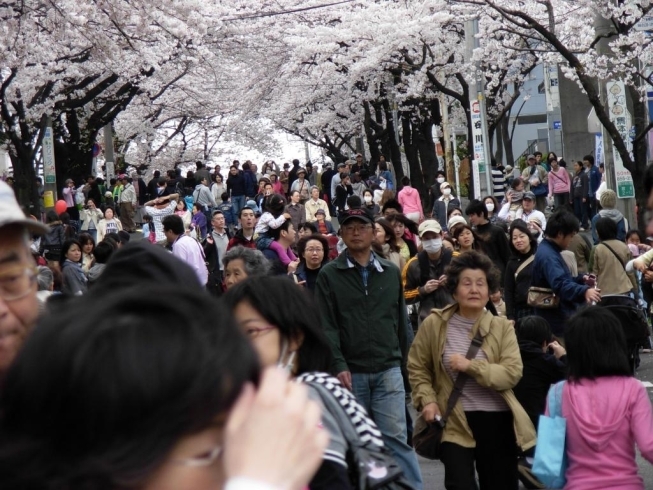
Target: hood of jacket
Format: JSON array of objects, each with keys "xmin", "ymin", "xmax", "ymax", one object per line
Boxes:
[
  {"xmin": 194, "ymin": 183, "xmax": 208, "ymax": 191},
  {"xmin": 517, "ymin": 339, "xmax": 545, "ymax": 360},
  {"xmin": 565, "ymin": 377, "xmax": 640, "ymax": 452},
  {"xmin": 598, "ymin": 208, "xmax": 624, "ymax": 223},
  {"xmin": 402, "ymin": 186, "xmax": 418, "ymax": 198}
]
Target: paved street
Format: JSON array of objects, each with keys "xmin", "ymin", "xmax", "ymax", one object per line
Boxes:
[{"xmin": 417, "ymin": 350, "xmax": 653, "ymax": 489}]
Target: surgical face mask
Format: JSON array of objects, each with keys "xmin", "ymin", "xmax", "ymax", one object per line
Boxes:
[
  {"xmin": 422, "ymin": 238, "xmax": 443, "ymax": 254},
  {"xmin": 278, "ymin": 340, "xmax": 296, "ymax": 375},
  {"xmin": 436, "ymin": 177, "xmax": 445, "ymax": 184},
  {"xmin": 485, "ymin": 203, "xmax": 495, "ymax": 212},
  {"xmin": 364, "ymin": 195, "xmax": 373, "ymax": 203},
  {"xmin": 443, "ymin": 188, "xmax": 451, "ymax": 196}
]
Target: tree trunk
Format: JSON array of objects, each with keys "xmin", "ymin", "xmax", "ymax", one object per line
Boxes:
[{"xmin": 501, "ymin": 115, "xmax": 514, "ymax": 167}]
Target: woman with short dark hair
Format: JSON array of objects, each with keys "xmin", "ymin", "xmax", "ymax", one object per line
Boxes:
[
  {"xmin": 556, "ymin": 306, "xmax": 653, "ymax": 488},
  {"xmin": 504, "ymin": 220, "xmax": 538, "ymax": 320},
  {"xmin": 60, "ymin": 238, "xmax": 87, "ymax": 295},
  {"xmin": 408, "ymin": 251, "xmax": 535, "ymax": 490},
  {"xmin": 295, "ymin": 234, "xmax": 330, "ymax": 292}
]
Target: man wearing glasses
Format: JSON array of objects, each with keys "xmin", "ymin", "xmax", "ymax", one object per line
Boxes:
[
  {"xmin": 0, "ymin": 180, "xmax": 48, "ymax": 377},
  {"xmin": 315, "ymin": 207, "xmax": 423, "ymax": 490}
]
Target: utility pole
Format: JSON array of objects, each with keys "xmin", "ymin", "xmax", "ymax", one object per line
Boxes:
[
  {"xmin": 42, "ymin": 116, "xmax": 57, "ymax": 211},
  {"xmin": 465, "ymin": 19, "xmax": 493, "ymax": 200},
  {"xmin": 104, "ymin": 124, "xmax": 116, "ymax": 180},
  {"xmin": 543, "ymin": 2, "xmax": 563, "ymax": 157},
  {"xmin": 595, "ymin": 9, "xmax": 636, "ymax": 227}
]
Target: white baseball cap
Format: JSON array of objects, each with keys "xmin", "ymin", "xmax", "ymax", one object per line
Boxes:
[{"xmin": 0, "ymin": 180, "xmax": 48, "ymax": 234}]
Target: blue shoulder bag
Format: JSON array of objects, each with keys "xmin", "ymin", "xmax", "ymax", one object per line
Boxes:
[{"xmin": 532, "ymin": 381, "xmax": 567, "ymax": 488}]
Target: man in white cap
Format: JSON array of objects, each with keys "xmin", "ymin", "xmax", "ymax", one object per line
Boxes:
[
  {"xmin": 403, "ymin": 219, "xmax": 453, "ymax": 325},
  {"xmin": 0, "ymin": 180, "xmax": 48, "ymax": 377}
]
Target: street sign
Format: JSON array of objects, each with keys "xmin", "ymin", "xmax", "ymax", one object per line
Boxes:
[
  {"xmin": 607, "ymin": 80, "xmax": 635, "ymax": 199},
  {"xmin": 635, "ymin": 11, "xmax": 653, "ymax": 31},
  {"xmin": 43, "ymin": 127, "xmax": 56, "ymax": 185},
  {"xmin": 92, "ymin": 143, "xmax": 101, "ymax": 157},
  {"xmin": 553, "ymin": 121, "xmax": 562, "ymax": 130}
]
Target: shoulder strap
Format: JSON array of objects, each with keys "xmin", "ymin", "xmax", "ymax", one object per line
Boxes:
[
  {"xmin": 601, "ymin": 242, "xmax": 626, "ymax": 269},
  {"xmin": 442, "ymin": 328, "xmax": 484, "ymax": 423},
  {"xmin": 547, "ymin": 381, "xmax": 565, "ymax": 418},
  {"xmin": 515, "ymin": 255, "xmax": 535, "ymax": 279}
]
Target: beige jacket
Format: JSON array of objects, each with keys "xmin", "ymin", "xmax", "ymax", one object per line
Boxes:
[
  {"xmin": 407, "ymin": 303, "xmax": 536, "ymax": 451},
  {"xmin": 590, "ymin": 240, "xmax": 637, "ymax": 295}
]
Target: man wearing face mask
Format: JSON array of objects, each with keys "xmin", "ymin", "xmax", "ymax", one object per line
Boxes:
[
  {"xmin": 433, "ymin": 181, "xmax": 461, "ymax": 232},
  {"xmin": 429, "ymin": 171, "xmax": 446, "ymax": 216},
  {"xmin": 402, "ymin": 220, "xmax": 454, "ymax": 325}
]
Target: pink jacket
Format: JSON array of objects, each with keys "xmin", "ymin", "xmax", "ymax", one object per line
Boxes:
[
  {"xmin": 550, "ymin": 377, "xmax": 653, "ymax": 490},
  {"xmin": 397, "ymin": 186, "xmax": 423, "ymax": 218},
  {"xmin": 548, "ymin": 168, "xmax": 571, "ymax": 195}
]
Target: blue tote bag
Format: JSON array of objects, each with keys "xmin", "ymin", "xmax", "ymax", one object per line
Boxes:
[{"xmin": 533, "ymin": 381, "xmax": 568, "ymax": 489}]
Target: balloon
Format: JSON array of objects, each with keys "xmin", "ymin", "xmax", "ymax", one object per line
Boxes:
[{"xmin": 55, "ymin": 200, "xmax": 67, "ymax": 215}]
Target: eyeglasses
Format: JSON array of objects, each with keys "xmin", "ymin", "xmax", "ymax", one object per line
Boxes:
[
  {"xmin": 305, "ymin": 247, "xmax": 324, "ymax": 254},
  {"xmin": 244, "ymin": 324, "xmax": 276, "ymax": 338},
  {"xmin": 0, "ymin": 266, "xmax": 37, "ymax": 301},
  {"xmin": 176, "ymin": 444, "xmax": 223, "ymax": 467},
  {"xmin": 342, "ymin": 224, "xmax": 373, "ymax": 233}
]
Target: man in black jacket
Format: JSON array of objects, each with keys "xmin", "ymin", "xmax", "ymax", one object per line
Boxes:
[
  {"xmin": 466, "ymin": 199, "xmax": 511, "ymax": 282},
  {"xmin": 202, "ymin": 210, "xmax": 231, "ymax": 296}
]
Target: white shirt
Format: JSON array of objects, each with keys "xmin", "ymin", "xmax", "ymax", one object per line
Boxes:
[
  {"xmin": 520, "ymin": 208, "xmax": 547, "ymax": 230},
  {"xmin": 225, "ymin": 478, "xmax": 280, "ymax": 490},
  {"xmin": 145, "ymin": 201, "xmax": 176, "ymax": 242},
  {"xmin": 172, "ymin": 235, "xmax": 208, "ymax": 285}
]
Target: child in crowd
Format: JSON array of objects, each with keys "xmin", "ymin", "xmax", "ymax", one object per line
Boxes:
[
  {"xmin": 490, "ymin": 288, "xmax": 506, "ymax": 318},
  {"xmin": 218, "ymin": 192, "xmax": 235, "ymax": 232},
  {"xmin": 141, "ymin": 214, "xmax": 156, "ymax": 244},
  {"xmin": 190, "ymin": 203, "xmax": 207, "ymax": 240},
  {"xmin": 254, "ymin": 194, "xmax": 295, "ymax": 268}
]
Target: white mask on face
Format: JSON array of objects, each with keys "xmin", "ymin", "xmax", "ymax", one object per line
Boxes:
[
  {"xmin": 436, "ymin": 177, "xmax": 445, "ymax": 184},
  {"xmin": 278, "ymin": 340, "xmax": 296, "ymax": 375},
  {"xmin": 485, "ymin": 203, "xmax": 495, "ymax": 212},
  {"xmin": 364, "ymin": 195, "xmax": 373, "ymax": 203},
  {"xmin": 422, "ymin": 238, "xmax": 443, "ymax": 254},
  {"xmin": 443, "ymin": 188, "xmax": 452, "ymax": 196}
]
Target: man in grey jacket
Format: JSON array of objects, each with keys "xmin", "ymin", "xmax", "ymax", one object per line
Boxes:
[{"xmin": 194, "ymin": 176, "xmax": 217, "ymax": 230}]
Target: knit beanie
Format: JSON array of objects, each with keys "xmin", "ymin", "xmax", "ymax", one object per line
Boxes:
[{"xmin": 600, "ymin": 189, "xmax": 617, "ymax": 209}]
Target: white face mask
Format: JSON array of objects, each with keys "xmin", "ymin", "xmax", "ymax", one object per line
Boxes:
[
  {"xmin": 364, "ymin": 195, "xmax": 373, "ymax": 203},
  {"xmin": 485, "ymin": 203, "xmax": 495, "ymax": 212},
  {"xmin": 443, "ymin": 188, "xmax": 451, "ymax": 196},
  {"xmin": 422, "ymin": 238, "xmax": 443, "ymax": 254},
  {"xmin": 436, "ymin": 177, "xmax": 445, "ymax": 184},
  {"xmin": 278, "ymin": 340, "xmax": 296, "ymax": 375}
]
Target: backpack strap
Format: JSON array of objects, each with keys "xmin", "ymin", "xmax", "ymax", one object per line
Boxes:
[{"xmin": 601, "ymin": 241, "xmax": 626, "ymax": 268}]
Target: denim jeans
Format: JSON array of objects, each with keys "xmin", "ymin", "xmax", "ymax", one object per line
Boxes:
[
  {"xmin": 351, "ymin": 367, "xmax": 423, "ymax": 489},
  {"xmin": 231, "ymin": 195, "xmax": 246, "ymax": 223}
]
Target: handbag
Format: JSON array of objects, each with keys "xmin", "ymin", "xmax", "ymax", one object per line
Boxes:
[
  {"xmin": 533, "ymin": 381, "xmax": 567, "ymax": 488},
  {"xmin": 527, "ymin": 286, "xmax": 559, "ymax": 309},
  {"xmin": 412, "ymin": 329, "xmax": 484, "ymax": 460}
]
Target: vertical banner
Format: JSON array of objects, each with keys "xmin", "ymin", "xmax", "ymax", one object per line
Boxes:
[
  {"xmin": 43, "ymin": 127, "xmax": 56, "ymax": 185},
  {"xmin": 471, "ymin": 160, "xmax": 481, "ymax": 200},
  {"xmin": 595, "ymin": 133, "xmax": 603, "ymax": 166},
  {"xmin": 606, "ymin": 81, "xmax": 635, "ymax": 199}
]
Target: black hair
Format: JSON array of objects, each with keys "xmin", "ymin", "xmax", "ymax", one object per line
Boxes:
[
  {"xmin": 447, "ymin": 207, "xmax": 462, "ymax": 220},
  {"xmin": 444, "ymin": 251, "xmax": 500, "ymax": 297},
  {"xmin": 117, "ymin": 231, "xmax": 131, "ymax": 244},
  {"xmin": 436, "ymin": 170, "xmax": 446, "ymax": 178},
  {"xmin": 583, "ymin": 155, "xmax": 595, "ymax": 166},
  {"xmin": 45, "ymin": 210, "xmax": 59, "ymax": 224},
  {"xmin": 297, "ymin": 234, "xmax": 329, "ymax": 267},
  {"xmin": 452, "ymin": 224, "xmax": 484, "ymax": 253},
  {"xmin": 645, "ymin": 163, "xmax": 653, "ymax": 198},
  {"xmin": 60, "ymin": 239, "xmax": 82, "ymax": 264},
  {"xmin": 626, "ymin": 229, "xmax": 644, "ymax": 243},
  {"xmin": 59, "ymin": 212, "xmax": 71, "ymax": 225},
  {"xmin": 299, "ymin": 222, "xmax": 318, "ymax": 234},
  {"xmin": 161, "ymin": 215, "xmax": 184, "ymax": 235},
  {"xmin": 558, "ymin": 158, "xmax": 568, "ymax": 168},
  {"xmin": 381, "ymin": 198, "xmax": 403, "ymax": 214},
  {"xmin": 104, "ymin": 206, "xmax": 115, "ymax": 215},
  {"xmin": 78, "ymin": 233, "xmax": 95, "ymax": 250},
  {"xmin": 239, "ymin": 206, "xmax": 256, "ymax": 219},
  {"xmin": 534, "ymin": 151, "xmax": 542, "ymax": 158},
  {"xmin": 565, "ymin": 306, "xmax": 631, "ymax": 381},
  {"xmin": 510, "ymin": 177, "xmax": 524, "ymax": 190},
  {"xmin": 483, "ymin": 195, "xmax": 500, "ymax": 213},
  {"xmin": 374, "ymin": 218, "xmax": 401, "ymax": 253},
  {"xmin": 153, "ymin": 170, "xmax": 161, "ymax": 178},
  {"xmin": 386, "ymin": 213, "xmax": 419, "ymax": 236},
  {"xmin": 465, "ymin": 199, "xmax": 488, "ymax": 219},
  {"xmin": 264, "ymin": 193, "xmax": 286, "ymax": 216},
  {"xmin": 242, "ymin": 162, "xmax": 251, "ymax": 171},
  {"xmin": 93, "ymin": 241, "xmax": 114, "ymax": 264},
  {"xmin": 0, "ymin": 286, "xmax": 258, "ymax": 489},
  {"xmin": 401, "ymin": 176, "xmax": 411, "ymax": 187},
  {"xmin": 544, "ymin": 210, "xmax": 580, "ymax": 238},
  {"xmin": 509, "ymin": 219, "xmax": 537, "ymax": 256},
  {"xmin": 223, "ymin": 277, "xmax": 332, "ymax": 374},
  {"xmin": 516, "ymin": 316, "xmax": 552, "ymax": 345},
  {"xmin": 347, "ymin": 195, "xmax": 362, "ymax": 209},
  {"xmin": 142, "ymin": 214, "xmax": 152, "ymax": 223},
  {"xmin": 595, "ymin": 217, "xmax": 618, "ymax": 241}
]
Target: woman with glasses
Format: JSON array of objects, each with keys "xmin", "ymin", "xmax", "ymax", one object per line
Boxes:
[{"xmin": 295, "ymin": 234, "xmax": 330, "ymax": 292}]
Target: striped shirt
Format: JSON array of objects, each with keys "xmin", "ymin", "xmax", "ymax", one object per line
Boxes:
[
  {"xmin": 492, "ymin": 168, "xmax": 506, "ymax": 199},
  {"xmin": 443, "ymin": 313, "xmax": 510, "ymax": 412}
]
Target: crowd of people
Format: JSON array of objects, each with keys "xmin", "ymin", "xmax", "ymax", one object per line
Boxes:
[{"xmin": 1, "ymin": 151, "xmax": 653, "ymax": 490}]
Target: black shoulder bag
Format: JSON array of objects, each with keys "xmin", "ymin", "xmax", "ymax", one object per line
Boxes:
[{"xmin": 413, "ymin": 328, "xmax": 484, "ymax": 460}]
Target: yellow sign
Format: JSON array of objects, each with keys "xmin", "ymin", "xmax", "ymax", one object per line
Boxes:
[{"xmin": 43, "ymin": 191, "xmax": 54, "ymax": 209}]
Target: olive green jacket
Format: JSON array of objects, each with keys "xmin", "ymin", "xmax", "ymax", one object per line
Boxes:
[{"xmin": 407, "ymin": 303, "xmax": 536, "ymax": 451}]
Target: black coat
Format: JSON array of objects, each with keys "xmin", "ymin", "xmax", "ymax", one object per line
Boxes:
[
  {"xmin": 512, "ymin": 340, "xmax": 567, "ymax": 430},
  {"xmin": 504, "ymin": 250, "xmax": 535, "ymax": 320},
  {"xmin": 334, "ymin": 184, "xmax": 353, "ymax": 212}
]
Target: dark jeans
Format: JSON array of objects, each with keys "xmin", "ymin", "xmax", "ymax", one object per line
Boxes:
[
  {"xmin": 553, "ymin": 192, "xmax": 570, "ymax": 211},
  {"xmin": 440, "ymin": 411, "xmax": 518, "ymax": 490},
  {"xmin": 585, "ymin": 196, "xmax": 596, "ymax": 223},
  {"xmin": 535, "ymin": 195, "xmax": 547, "ymax": 212},
  {"xmin": 573, "ymin": 197, "xmax": 588, "ymax": 228}
]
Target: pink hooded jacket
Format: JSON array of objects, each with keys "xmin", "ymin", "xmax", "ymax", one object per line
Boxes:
[
  {"xmin": 397, "ymin": 186, "xmax": 423, "ymax": 219},
  {"xmin": 550, "ymin": 377, "xmax": 653, "ymax": 489}
]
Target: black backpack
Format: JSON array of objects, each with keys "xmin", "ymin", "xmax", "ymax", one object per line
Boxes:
[{"xmin": 297, "ymin": 372, "xmax": 414, "ymax": 490}]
